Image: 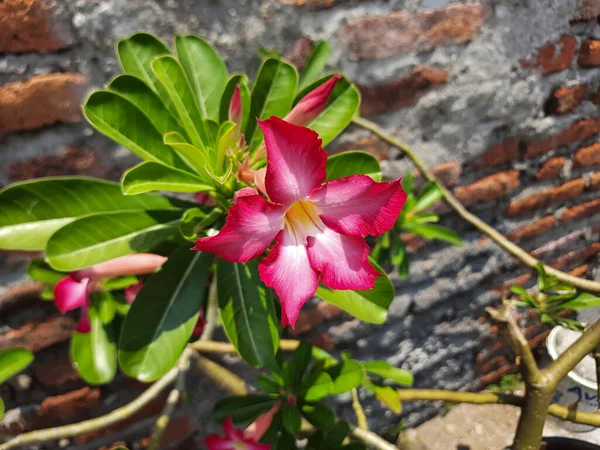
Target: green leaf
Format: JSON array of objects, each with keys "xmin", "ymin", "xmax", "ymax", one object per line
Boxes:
[
  {"xmin": 282, "ymin": 404, "xmax": 302, "ymax": 433},
  {"xmin": 246, "ymin": 58, "xmax": 298, "ymax": 151},
  {"xmin": 119, "ymin": 247, "xmax": 212, "ymax": 381},
  {"xmin": 316, "ymin": 259, "xmax": 393, "ymax": 324},
  {"xmin": 106, "ymin": 75, "xmax": 185, "ymax": 136},
  {"xmin": 176, "ymin": 35, "xmax": 228, "ymax": 120},
  {"xmin": 274, "ymin": 430, "xmax": 298, "ymax": 450},
  {"xmin": 327, "ymin": 360, "xmax": 364, "ymax": 395},
  {"xmin": 220, "ymin": 74, "xmax": 251, "ymax": 132},
  {"xmin": 556, "ymin": 293, "xmax": 600, "ymax": 311},
  {"xmin": 0, "ymin": 177, "xmax": 179, "ymax": 251},
  {"xmin": 151, "ymin": 55, "xmax": 211, "ymax": 149},
  {"xmin": 375, "ymin": 385, "xmax": 401, "ymax": 414},
  {"xmin": 306, "ymin": 75, "xmax": 360, "ymax": 146},
  {"xmin": 46, "ymin": 210, "xmax": 181, "ymax": 271},
  {"xmin": 301, "ymin": 372, "xmax": 334, "ymax": 401},
  {"xmin": 27, "ymin": 259, "xmax": 63, "ymax": 284},
  {"xmin": 101, "ymin": 275, "xmax": 139, "ymax": 291},
  {"xmin": 402, "ymin": 172, "xmax": 414, "ymax": 194},
  {"xmin": 291, "ymin": 342, "xmax": 313, "ymax": 387},
  {"xmin": 299, "ymin": 41, "xmax": 330, "ymax": 91},
  {"xmin": 213, "ymin": 395, "xmax": 277, "ymax": 423},
  {"xmin": 536, "ymin": 263, "xmax": 548, "ymax": 292},
  {"xmin": 163, "ymin": 132, "xmax": 212, "ymax": 178},
  {"xmin": 70, "ymin": 306, "xmax": 118, "ymax": 385},
  {"xmin": 301, "ymin": 403, "xmax": 335, "ymax": 430},
  {"xmin": 414, "ymin": 182, "xmax": 443, "ymax": 212},
  {"xmin": 362, "ymin": 361, "xmax": 413, "ymax": 386},
  {"xmin": 217, "ymin": 260, "xmax": 279, "ymax": 367},
  {"xmin": 84, "ymin": 91, "xmax": 187, "ymax": 170},
  {"xmin": 0, "ymin": 348, "xmax": 34, "ymax": 383},
  {"xmin": 121, "ymin": 162, "xmax": 214, "ymax": 195},
  {"xmin": 117, "ymin": 33, "xmax": 172, "ymax": 106},
  {"xmin": 257, "ymin": 374, "xmax": 281, "ymax": 393},
  {"xmin": 94, "ymin": 291, "xmax": 118, "ymax": 324},
  {"xmin": 322, "ymin": 421, "xmax": 350, "ymax": 449},
  {"xmin": 401, "ymin": 224, "xmax": 461, "ymax": 246},
  {"xmin": 0, "ymin": 397, "xmax": 4, "ymax": 421},
  {"xmin": 325, "ymin": 151, "xmax": 382, "ymax": 181},
  {"xmin": 179, "ymin": 207, "xmax": 221, "ymax": 241}
]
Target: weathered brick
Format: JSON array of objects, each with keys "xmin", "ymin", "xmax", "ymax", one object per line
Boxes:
[
  {"xmin": 283, "ymin": 36, "xmax": 313, "ymax": 69},
  {"xmin": 569, "ymin": 264, "xmax": 590, "ymax": 277},
  {"xmin": 358, "ymin": 66, "xmax": 449, "ymax": 116},
  {"xmin": 506, "ymin": 178, "xmax": 585, "ymax": 217},
  {"xmin": 544, "ymin": 84, "xmax": 587, "ymax": 115},
  {"xmin": 549, "ymin": 243, "xmax": 600, "ymax": 270},
  {"xmin": 560, "ymin": 198, "xmax": 600, "ymax": 222},
  {"xmin": 432, "ymin": 160, "xmax": 462, "ymax": 187},
  {"xmin": 578, "ymin": 40, "xmax": 600, "ymax": 67},
  {"xmin": 38, "ymin": 387, "xmax": 101, "ymax": 427},
  {"xmin": 0, "ymin": 74, "xmax": 88, "ymax": 134},
  {"xmin": 509, "ymin": 216, "xmax": 556, "ymax": 242},
  {"xmin": 480, "ymin": 139, "xmax": 519, "ymax": 167},
  {"xmin": 33, "ymin": 356, "xmax": 79, "ymax": 388},
  {"xmin": 0, "ymin": 316, "xmax": 76, "ymax": 352},
  {"xmin": 528, "ymin": 36, "xmax": 577, "ymax": 75},
  {"xmin": 279, "ymin": 0, "xmax": 343, "ymax": 8},
  {"xmin": 591, "ymin": 171, "xmax": 600, "ymax": 190},
  {"xmin": 454, "ymin": 170, "xmax": 520, "ymax": 206},
  {"xmin": 343, "ymin": 3, "xmax": 488, "ymax": 61},
  {"xmin": 573, "ymin": 0, "xmax": 600, "ymax": 20},
  {"xmin": 536, "ymin": 157, "xmax": 565, "ymax": 180},
  {"xmin": 573, "ymin": 143, "xmax": 600, "ymax": 168},
  {"xmin": 525, "ymin": 118, "xmax": 600, "ymax": 158},
  {"xmin": 0, "ymin": 0, "xmax": 72, "ymax": 53},
  {"xmin": 329, "ymin": 136, "xmax": 390, "ymax": 161}
]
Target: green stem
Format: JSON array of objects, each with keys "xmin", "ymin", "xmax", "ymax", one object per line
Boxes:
[
  {"xmin": 351, "ymin": 388, "xmax": 369, "ymax": 431},
  {"xmin": 352, "ymin": 116, "xmax": 600, "ymax": 294},
  {"xmin": 512, "ymin": 386, "xmax": 554, "ymax": 450}
]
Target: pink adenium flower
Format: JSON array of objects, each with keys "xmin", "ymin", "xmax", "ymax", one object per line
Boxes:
[
  {"xmin": 243, "ymin": 403, "xmax": 281, "ymax": 442},
  {"xmin": 229, "ymin": 84, "xmax": 243, "ymax": 127},
  {"xmin": 53, "ymin": 276, "xmax": 92, "ymax": 333},
  {"xmin": 284, "ymin": 74, "xmax": 340, "ymax": 126},
  {"xmin": 205, "ymin": 415, "xmax": 271, "ymax": 450},
  {"xmin": 194, "ymin": 117, "xmax": 407, "ymax": 327}
]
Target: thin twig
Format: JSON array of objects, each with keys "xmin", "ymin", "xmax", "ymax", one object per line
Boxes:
[
  {"xmin": 352, "ymin": 116, "xmax": 600, "ymax": 294},
  {"xmin": 397, "ymin": 389, "xmax": 521, "ymax": 405},
  {"xmin": 351, "ymin": 388, "xmax": 369, "ymax": 431},
  {"xmin": 190, "ymin": 339, "xmax": 301, "ymax": 353},
  {"xmin": 0, "ymin": 366, "xmax": 179, "ymax": 450}
]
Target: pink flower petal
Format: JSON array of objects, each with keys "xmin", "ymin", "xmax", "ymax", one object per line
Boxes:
[
  {"xmin": 235, "ymin": 187, "xmax": 259, "ymax": 199},
  {"xmin": 258, "ymin": 228, "xmax": 319, "ymax": 328},
  {"xmin": 53, "ymin": 276, "xmax": 89, "ymax": 314},
  {"xmin": 259, "ymin": 117, "xmax": 327, "ymax": 206},
  {"xmin": 244, "ymin": 403, "xmax": 281, "ymax": 442},
  {"xmin": 124, "ymin": 281, "xmax": 143, "ymax": 304},
  {"xmin": 244, "ymin": 441, "xmax": 272, "ymax": 450},
  {"xmin": 307, "ymin": 227, "xmax": 380, "ymax": 291},
  {"xmin": 284, "ymin": 74, "xmax": 341, "ymax": 126},
  {"xmin": 72, "ymin": 254, "xmax": 167, "ymax": 282},
  {"xmin": 192, "ymin": 309, "xmax": 206, "ymax": 337},
  {"xmin": 205, "ymin": 435, "xmax": 236, "ymax": 450},
  {"xmin": 193, "ymin": 195, "xmax": 286, "ymax": 262},
  {"xmin": 76, "ymin": 305, "xmax": 92, "ymax": 333},
  {"xmin": 229, "ymin": 84, "xmax": 243, "ymax": 126},
  {"xmin": 223, "ymin": 415, "xmax": 245, "ymax": 441},
  {"xmin": 309, "ymin": 175, "xmax": 407, "ymax": 237}
]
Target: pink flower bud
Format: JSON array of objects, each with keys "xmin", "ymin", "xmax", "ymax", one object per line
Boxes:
[
  {"xmin": 284, "ymin": 74, "xmax": 341, "ymax": 126},
  {"xmin": 229, "ymin": 84, "xmax": 243, "ymax": 127},
  {"xmin": 71, "ymin": 254, "xmax": 167, "ymax": 283}
]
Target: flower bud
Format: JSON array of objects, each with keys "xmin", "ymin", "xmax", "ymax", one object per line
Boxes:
[
  {"xmin": 228, "ymin": 84, "xmax": 243, "ymax": 127},
  {"xmin": 284, "ymin": 73, "xmax": 341, "ymax": 126}
]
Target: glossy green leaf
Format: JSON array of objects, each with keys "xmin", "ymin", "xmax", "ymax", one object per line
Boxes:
[
  {"xmin": 327, "ymin": 360, "xmax": 364, "ymax": 395},
  {"xmin": 257, "ymin": 373, "xmax": 282, "ymax": 393},
  {"xmin": 0, "ymin": 178, "xmax": 179, "ymax": 251},
  {"xmin": 213, "ymin": 395, "xmax": 277, "ymax": 423},
  {"xmin": 246, "ymin": 58, "xmax": 298, "ymax": 151},
  {"xmin": 0, "ymin": 348, "xmax": 34, "ymax": 383},
  {"xmin": 119, "ymin": 247, "xmax": 212, "ymax": 381},
  {"xmin": 322, "ymin": 421, "xmax": 350, "ymax": 449},
  {"xmin": 95, "ymin": 291, "xmax": 118, "ymax": 324},
  {"xmin": 106, "ymin": 75, "xmax": 185, "ymax": 136},
  {"xmin": 375, "ymin": 385, "xmax": 401, "ymax": 413},
  {"xmin": 117, "ymin": 33, "xmax": 172, "ymax": 106},
  {"xmin": 101, "ymin": 275, "xmax": 139, "ymax": 291},
  {"xmin": 414, "ymin": 182, "xmax": 443, "ymax": 212},
  {"xmin": 217, "ymin": 260, "xmax": 279, "ymax": 367},
  {"xmin": 282, "ymin": 404, "xmax": 302, "ymax": 433},
  {"xmin": 301, "ymin": 403, "xmax": 335, "ymax": 430},
  {"xmin": 306, "ymin": 75, "xmax": 360, "ymax": 146},
  {"xmin": 27, "ymin": 259, "xmax": 63, "ymax": 284},
  {"xmin": 0, "ymin": 397, "xmax": 4, "ymax": 421},
  {"xmin": 325, "ymin": 151, "xmax": 382, "ymax": 181},
  {"xmin": 163, "ymin": 132, "xmax": 212, "ymax": 177},
  {"xmin": 46, "ymin": 210, "xmax": 181, "ymax": 271},
  {"xmin": 299, "ymin": 41, "xmax": 330, "ymax": 91},
  {"xmin": 402, "ymin": 173, "xmax": 414, "ymax": 194},
  {"xmin": 362, "ymin": 361, "xmax": 413, "ymax": 386},
  {"xmin": 84, "ymin": 91, "xmax": 187, "ymax": 170},
  {"xmin": 179, "ymin": 207, "xmax": 221, "ymax": 240},
  {"xmin": 220, "ymin": 74, "xmax": 251, "ymax": 132},
  {"xmin": 302, "ymin": 372, "xmax": 334, "ymax": 401},
  {"xmin": 316, "ymin": 259, "xmax": 394, "ymax": 324},
  {"xmin": 152, "ymin": 55, "xmax": 210, "ymax": 149},
  {"xmin": 121, "ymin": 162, "xmax": 214, "ymax": 195},
  {"xmin": 70, "ymin": 305, "xmax": 118, "ymax": 385},
  {"xmin": 557, "ymin": 293, "xmax": 600, "ymax": 311},
  {"xmin": 291, "ymin": 342, "xmax": 313, "ymax": 387},
  {"xmin": 401, "ymin": 223, "xmax": 461, "ymax": 246},
  {"xmin": 176, "ymin": 35, "xmax": 228, "ymax": 120}
]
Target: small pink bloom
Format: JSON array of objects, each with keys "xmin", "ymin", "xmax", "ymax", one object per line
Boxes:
[
  {"xmin": 196, "ymin": 192, "xmax": 217, "ymax": 207},
  {"xmin": 244, "ymin": 403, "xmax": 281, "ymax": 442},
  {"xmin": 229, "ymin": 84, "xmax": 243, "ymax": 127},
  {"xmin": 194, "ymin": 117, "xmax": 407, "ymax": 328},
  {"xmin": 53, "ymin": 276, "xmax": 92, "ymax": 333},
  {"xmin": 124, "ymin": 281, "xmax": 143, "ymax": 304},
  {"xmin": 284, "ymin": 74, "xmax": 341, "ymax": 127},
  {"xmin": 72, "ymin": 254, "xmax": 167, "ymax": 283},
  {"xmin": 205, "ymin": 415, "xmax": 271, "ymax": 450},
  {"xmin": 192, "ymin": 309, "xmax": 206, "ymax": 337}
]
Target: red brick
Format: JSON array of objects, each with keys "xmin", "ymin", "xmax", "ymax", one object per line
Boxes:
[
  {"xmin": 527, "ymin": 36, "xmax": 577, "ymax": 75},
  {"xmin": 38, "ymin": 387, "xmax": 101, "ymax": 427},
  {"xmin": 0, "ymin": 0, "xmax": 71, "ymax": 53},
  {"xmin": 509, "ymin": 216, "xmax": 556, "ymax": 242},
  {"xmin": 454, "ymin": 170, "xmax": 520, "ymax": 206},
  {"xmin": 503, "ymin": 273, "xmax": 532, "ymax": 289},
  {"xmin": 33, "ymin": 356, "xmax": 79, "ymax": 387},
  {"xmin": 525, "ymin": 119, "xmax": 600, "ymax": 158},
  {"xmin": 590, "ymin": 88, "xmax": 600, "ymax": 105},
  {"xmin": 545, "ymin": 84, "xmax": 587, "ymax": 115},
  {"xmin": 560, "ymin": 198, "xmax": 600, "ymax": 222},
  {"xmin": 0, "ymin": 315, "xmax": 76, "ymax": 352},
  {"xmin": 505, "ymin": 178, "xmax": 585, "ymax": 217},
  {"xmin": 480, "ymin": 139, "xmax": 519, "ymax": 167},
  {"xmin": 329, "ymin": 136, "xmax": 391, "ymax": 161},
  {"xmin": 279, "ymin": 0, "xmax": 344, "ymax": 7},
  {"xmin": 549, "ymin": 242, "xmax": 600, "ymax": 270},
  {"xmin": 573, "ymin": 0, "xmax": 600, "ymax": 20},
  {"xmin": 283, "ymin": 36, "xmax": 313, "ymax": 69},
  {"xmin": 358, "ymin": 66, "xmax": 449, "ymax": 115},
  {"xmin": 536, "ymin": 157, "xmax": 565, "ymax": 180},
  {"xmin": 591, "ymin": 171, "xmax": 600, "ymax": 190},
  {"xmin": 0, "ymin": 281, "xmax": 43, "ymax": 312},
  {"xmin": 401, "ymin": 233, "xmax": 427, "ymax": 252},
  {"xmin": 0, "ymin": 73, "xmax": 87, "ymax": 134},
  {"xmin": 432, "ymin": 160, "xmax": 462, "ymax": 187},
  {"xmin": 343, "ymin": 3, "xmax": 488, "ymax": 61},
  {"xmin": 477, "ymin": 364, "xmax": 515, "ymax": 387},
  {"xmin": 573, "ymin": 143, "xmax": 600, "ymax": 167},
  {"xmin": 579, "ymin": 40, "xmax": 600, "ymax": 67},
  {"xmin": 569, "ymin": 264, "xmax": 589, "ymax": 277}
]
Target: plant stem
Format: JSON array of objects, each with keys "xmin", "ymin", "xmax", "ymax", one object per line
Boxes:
[
  {"xmin": 594, "ymin": 342, "xmax": 600, "ymax": 411},
  {"xmin": 190, "ymin": 339, "xmax": 302, "ymax": 353},
  {"xmin": 512, "ymin": 385, "xmax": 554, "ymax": 450},
  {"xmin": 0, "ymin": 365, "xmax": 179, "ymax": 450},
  {"xmin": 352, "ymin": 116, "xmax": 600, "ymax": 294},
  {"xmin": 397, "ymin": 389, "xmax": 521, "ymax": 405},
  {"xmin": 351, "ymin": 388, "xmax": 369, "ymax": 431},
  {"xmin": 350, "ymin": 426, "xmax": 399, "ymax": 450}
]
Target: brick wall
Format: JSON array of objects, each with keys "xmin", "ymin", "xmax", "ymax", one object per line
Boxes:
[{"xmin": 1, "ymin": 0, "xmax": 600, "ymax": 442}]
